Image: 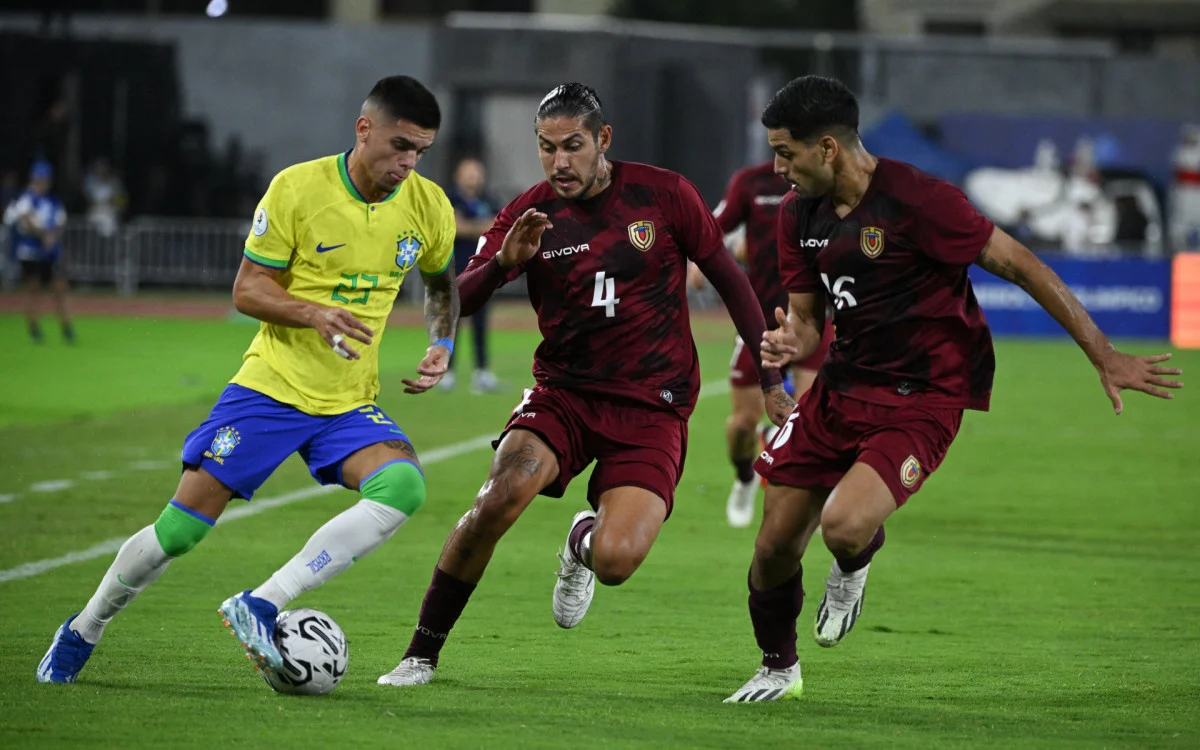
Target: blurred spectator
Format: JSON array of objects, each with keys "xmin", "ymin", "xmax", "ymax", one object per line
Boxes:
[
  {"xmin": 441, "ymin": 156, "xmax": 502, "ymax": 394},
  {"xmin": 0, "ymin": 169, "xmax": 20, "ymax": 210},
  {"xmin": 1114, "ymin": 194, "xmax": 1150, "ymax": 252},
  {"xmin": 3, "ymin": 160, "xmax": 74, "ymax": 343},
  {"xmin": 1, "ymin": 169, "xmax": 19, "ymax": 290},
  {"xmin": 1170, "ymin": 124, "xmax": 1200, "ymax": 252},
  {"xmin": 83, "ymin": 157, "xmax": 127, "ymax": 238},
  {"xmin": 1011, "ymin": 208, "xmax": 1038, "ymax": 246}
]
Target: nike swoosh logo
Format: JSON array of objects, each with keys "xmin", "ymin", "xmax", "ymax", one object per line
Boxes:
[
  {"xmin": 117, "ymin": 573, "xmax": 129, "ymax": 587},
  {"xmin": 316, "ymin": 242, "xmax": 346, "ymax": 253}
]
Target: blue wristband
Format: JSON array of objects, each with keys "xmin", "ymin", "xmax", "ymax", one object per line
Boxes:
[{"xmin": 433, "ymin": 337, "xmax": 454, "ymax": 355}]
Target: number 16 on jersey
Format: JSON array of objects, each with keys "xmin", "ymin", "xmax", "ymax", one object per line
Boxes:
[{"xmin": 592, "ymin": 271, "xmax": 620, "ymax": 317}]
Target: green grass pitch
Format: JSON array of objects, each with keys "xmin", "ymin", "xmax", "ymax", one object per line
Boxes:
[{"xmin": 0, "ymin": 309, "xmax": 1197, "ymax": 749}]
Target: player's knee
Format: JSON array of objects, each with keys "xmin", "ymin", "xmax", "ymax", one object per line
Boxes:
[
  {"xmin": 360, "ymin": 460, "xmax": 426, "ymax": 519},
  {"xmin": 470, "ymin": 482, "xmax": 525, "ymax": 533},
  {"xmin": 592, "ymin": 555, "xmax": 639, "ymax": 587},
  {"xmin": 819, "ymin": 511, "xmax": 873, "ymax": 556},
  {"xmin": 152, "ymin": 500, "xmax": 215, "ymax": 557},
  {"xmin": 728, "ymin": 411, "xmax": 759, "ymax": 436},
  {"xmin": 753, "ymin": 530, "xmax": 802, "ymax": 567},
  {"xmin": 591, "ymin": 536, "xmax": 646, "ymax": 587}
]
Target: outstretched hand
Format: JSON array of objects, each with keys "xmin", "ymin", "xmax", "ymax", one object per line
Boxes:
[
  {"xmin": 496, "ymin": 208, "xmax": 552, "ymax": 269},
  {"xmin": 403, "ymin": 342, "xmax": 452, "ymax": 394},
  {"xmin": 1096, "ymin": 350, "xmax": 1183, "ymax": 415},
  {"xmin": 761, "ymin": 306, "xmax": 800, "ymax": 369}
]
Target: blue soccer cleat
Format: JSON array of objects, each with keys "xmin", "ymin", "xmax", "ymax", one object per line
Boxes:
[
  {"xmin": 37, "ymin": 614, "xmax": 96, "ymax": 684},
  {"xmin": 218, "ymin": 590, "xmax": 282, "ymax": 674}
]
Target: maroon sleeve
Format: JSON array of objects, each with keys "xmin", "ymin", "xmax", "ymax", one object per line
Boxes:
[
  {"xmin": 712, "ymin": 170, "xmax": 748, "ymax": 235},
  {"xmin": 914, "ymin": 180, "xmax": 996, "ymax": 265},
  {"xmin": 673, "ymin": 176, "xmax": 783, "ymax": 389},
  {"xmin": 777, "ymin": 193, "xmax": 821, "ymax": 294},
  {"xmin": 458, "ymin": 197, "xmax": 525, "ymax": 317}
]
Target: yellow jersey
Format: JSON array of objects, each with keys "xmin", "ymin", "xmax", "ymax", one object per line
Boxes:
[{"xmin": 231, "ymin": 151, "xmax": 454, "ymax": 415}]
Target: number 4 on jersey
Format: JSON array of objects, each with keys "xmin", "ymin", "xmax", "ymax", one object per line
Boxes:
[{"xmin": 591, "ymin": 271, "xmax": 620, "ymax": 317}]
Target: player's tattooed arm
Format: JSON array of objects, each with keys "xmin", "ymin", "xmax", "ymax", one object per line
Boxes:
[
  {"xmin": 496, "ymin": 444, "xmax": 543, "ymax": 478},
  {"xmin": 976, "ymin": 228, "xmax": 1111, "ymax": 360},
  {"xmin": 977, "ymin": 227, "xmax": 1182, "ymax": 412},
  {"xmin": 421, "ymin": 263, "xmax": 460, "ymax": 345}
]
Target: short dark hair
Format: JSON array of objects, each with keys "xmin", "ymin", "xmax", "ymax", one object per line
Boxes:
[
  {"xmin": 365, "ymin": 75, "xmax": 441, "ymax": 130},
  {"xmin": 761, "ymin": 75, "xmax": 859, "ymax": 143},
  {"xmin": 535, "ymin": 82, "xmax": 607, "ymax": 137}
]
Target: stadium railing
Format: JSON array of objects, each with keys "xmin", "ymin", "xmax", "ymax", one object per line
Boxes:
[
  {"xmin": 8, "ymin": 219, "xmax": 523, "ymax": 303},
  {"xmin": 55, "ymin": 218, "xmax": 248, "ymax": 295}
]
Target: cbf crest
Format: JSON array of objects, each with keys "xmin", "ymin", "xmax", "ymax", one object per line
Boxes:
[
  {"xmin": 627, "ymin": 221, "xmax": 655, "ymax": 252},
  {"xmin": 206, "ymin": 426, "xmax": 241, "ymax": 465},
  {"xmin": 396, "ymin": 230, "xmax": 424, "ymax": 271},
  {"xmin": 860, "ymin": 226, "xmax": 884, "ymax": 258}
]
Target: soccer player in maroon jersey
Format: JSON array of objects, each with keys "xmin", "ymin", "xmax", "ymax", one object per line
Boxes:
[
  {"xmin": 696, "ymin": 161, "xmax": 836, "ymax": 528},
  {"xmin": 378, "ymin": 83, "xmax": 795, "ymax": 688},
  {"xmin": 725, "ymin": 76, "xmax": 1183, "ymax": 702}
]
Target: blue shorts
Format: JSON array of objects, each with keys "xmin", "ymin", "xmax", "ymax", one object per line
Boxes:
[{"xmin": 181, "ymin": 384, "xmax": 412, "ymax": 500}]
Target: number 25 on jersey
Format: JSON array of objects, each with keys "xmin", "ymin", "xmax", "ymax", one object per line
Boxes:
[{"xmin": 592, "ymin": 271, "xmax": 620, "ymax": 317}]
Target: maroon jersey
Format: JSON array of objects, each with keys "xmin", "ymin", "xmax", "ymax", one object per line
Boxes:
[
  {"xmin": 778, "ymin": 158, "xmax": 996, "ymax": 411},
  {"xmin": 713, "ymin": 161, "xmax": 790, "ymax": 326},
  {"xmin": 463, "ymin": 160, "xmax": 777, "ymax": 418}
]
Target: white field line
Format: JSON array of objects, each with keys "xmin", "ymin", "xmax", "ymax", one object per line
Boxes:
[
  {"xmin": 0, "ymin": 379, "xmax": 734, "ymax": 584},
  {"xmin": 5, "ymin": 458, "xmax": 182, "ymax": 505}
]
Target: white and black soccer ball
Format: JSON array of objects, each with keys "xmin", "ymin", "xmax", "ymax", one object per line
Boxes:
[{"xmin": 262, "ymin": 608, "xmax": 348, "ymax": 696}]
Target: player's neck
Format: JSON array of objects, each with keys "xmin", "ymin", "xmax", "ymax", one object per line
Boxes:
[
  {"xmin": 580, "ymin": 158, "xmax": 613, "ymax": 200},
  {"xmin": 830, "ymin": 148, "xmax": 878, "ymax": 217},
  {"xmin": 345, "ymin": 149, "xmax": 390, "ymax": 203}
]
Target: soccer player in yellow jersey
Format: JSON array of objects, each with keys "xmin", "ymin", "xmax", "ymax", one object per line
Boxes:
[{"xmin": 37, "ymin": 76, "xmax": 461, "ymax": 684}]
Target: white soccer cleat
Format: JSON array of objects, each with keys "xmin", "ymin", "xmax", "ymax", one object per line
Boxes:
[
  {"xmin": 552, "ymin": 509, "xmax": 596, "ymax": 629},
  {"xmin": 725, "ymin": 477, "xmax": 757, "ymax": 528},
  {"xmin": 813, "ymin": 562, "xmax": 869, "ymax": 647},
  {"xmin": 470, "ymin": 369, "xmax": 503, "ymax": 394},
  {"xmin": 724, "ymin": 663, "xmax": 803, "ymax": 703},
  {"xmin": 376, "ymin": 656, "xmax": 435, "ymax": 687}
]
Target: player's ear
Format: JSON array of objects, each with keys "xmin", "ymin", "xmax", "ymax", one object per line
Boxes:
[
  {"xmin": 819, "ymin": 135, "xmax": 838, "ymax": 165},
  {"xmin": 355, "ymin": 115, "xmax": 371, "ymax": 144},
  {"xmin": 596, "ymin": 124, "xmax": 612, "ymax": 154}
]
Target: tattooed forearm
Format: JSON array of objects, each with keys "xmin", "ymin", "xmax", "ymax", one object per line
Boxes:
[
  {"xmin": 977, "ymin": 243, "xmax": 1029, "ymax": 289},
  {"xmin": 496, "ymin": 444, "xmax": 543, "ymax": 478},
  {"xmin": 978, "ymin": 229, "xmax": 1111, "ymax": 363},
  {"xmin": 422, "ymin": 265, "xmax": 460, "ymax": 345}
]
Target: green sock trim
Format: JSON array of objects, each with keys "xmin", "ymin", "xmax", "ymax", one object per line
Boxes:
[
  {"xmin": 153, "ymin": 502, "xmax": 214, "ymax": 557},
  {"xmin": 360, "ymin": 460, "xmax": 426, "ymax": 516}
]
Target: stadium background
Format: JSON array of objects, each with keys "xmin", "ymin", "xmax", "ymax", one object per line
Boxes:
[{"xmin": 0, "ymin": 1, "xmax": 1197, "ymax": 748}]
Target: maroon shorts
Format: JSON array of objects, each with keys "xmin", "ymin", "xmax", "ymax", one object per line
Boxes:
[
  {"xmin": 754, "ymin": 378, "xmax": 963, "ymax": 506},
  {"xmin": 729, "ymin": 320, "xmax": 835, "ymax": 388},
  {"xmin": 497, "ymin": 386, "xmax": 688, "ymax": 517}
]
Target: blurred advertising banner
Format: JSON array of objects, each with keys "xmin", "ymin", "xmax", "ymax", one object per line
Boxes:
[
  {"xmin": 1171, "ymin": 254, "xmax": 1200, "ymax": 349},
  {"xmin": 968, "ymin": 257, "xmax": 1171, "ymax": 339}
]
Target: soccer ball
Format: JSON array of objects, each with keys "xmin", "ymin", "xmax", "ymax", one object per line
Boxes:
[{"xmin": 261, "ymin": 608, "xmax": 348, "ymax": 696}]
